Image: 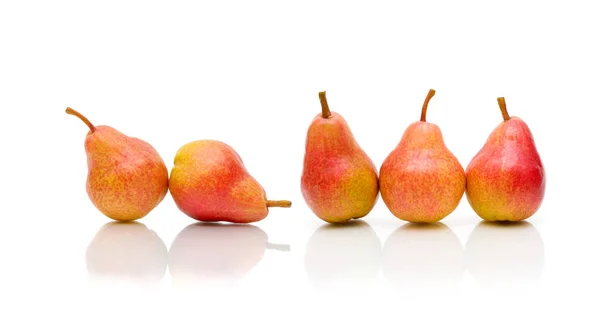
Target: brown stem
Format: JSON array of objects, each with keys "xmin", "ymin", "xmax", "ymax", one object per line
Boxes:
[
  {"xmin": 266, "ymin": 200, "xmax": 292, "ymax": 208},
  {"xmin": 66, "ymin": 107, "xmax": 96, "ymax": 133},
  {"xmin": 318, "ymin": 91, "xmax": 331, "ymax": 118},
  {"xmin": 497, "ymin": 97, "xmax": 511, "ymax": 121},
  {"xmin": 266, "ymin": 242, "xmax": 290, "ymax": 251},
  {"xmin": 420, "ymin": 89, "xmax": 436, "ymax": 122}
]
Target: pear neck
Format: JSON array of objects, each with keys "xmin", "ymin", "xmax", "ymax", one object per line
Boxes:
[
  {"xmin": 400, "ymin": 122, "xmax": 444, "ymax": 150},
  {"xmin": 307, "ymin": 117, "xmax": 356, "ymax": 153}
]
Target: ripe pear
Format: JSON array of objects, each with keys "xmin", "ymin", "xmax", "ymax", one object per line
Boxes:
[
  {"xmin": 465, "ymin": 97, "xmax": 545, "ymax": 222},
  {"xmin": 169, "ymin": 140, "xmax": 291, "ymax": 223},
  {"xmin": 66, "ymin": 107, "xmax": 169, "ymax": 221},
  {"xmin": 301, "ymin": 91, "xmax": 379, "ymax": 223},
  {"xmin": 379, "ymin": 89, "xmax": 465, "ymax": 223}
]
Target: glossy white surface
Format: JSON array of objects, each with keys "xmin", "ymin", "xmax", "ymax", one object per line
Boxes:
[{"xmin": 1, "ymin": 0, "xmax": 599, "ymax": 333}]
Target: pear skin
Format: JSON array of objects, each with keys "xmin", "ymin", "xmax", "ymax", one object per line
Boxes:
[
  {"xmin": 379, "ymin": 90, "xmax": 465, "ymax": 223},
  {"xmin": 66, "ymin": 108, "xmax": 169, "ymax": 221},
  {"xmin": 169, "ymin": 140, "xmax": 291, "ymax": 223},
  {"xmin": 465, "ymin": 98, "xmax": 545, "ymax": 222},
  {"xmin": 301, "ymin": 91, "xmax": 379, "ymax": 223}
]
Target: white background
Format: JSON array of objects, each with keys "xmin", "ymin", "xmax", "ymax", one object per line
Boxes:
[{"xmin": 1, "ymin": 0, "xmax": 599, "ymax": 334}]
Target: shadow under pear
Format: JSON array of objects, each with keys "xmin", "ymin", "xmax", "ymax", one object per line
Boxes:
[
  {"xmin": 168, "ymin": 222, "xmax": 286, "ymax": 285},
  {"xmin": 86, "ymin": 221, "xmax": 168, "ymax": 283},
  {"xmin": 465, "ymin": 220, "xmax": 545, "ymax": 286},
  {"xmin": 304, "ymin": 220, "xmax": 382, "ymax": 291},
  {"xmin": 382, "ymin": 222, "xmax": 465, "ymax": 291}
]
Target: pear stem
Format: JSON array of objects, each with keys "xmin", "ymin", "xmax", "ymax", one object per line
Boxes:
[
  {"xmin": 266, "ymin": 242, "xmax": 291, "ymax": 251},
  {"xmin": 266, "ymin": 200, "xmax": 292, "ymax": 208},
  {"xmin": 66, "ymin": 107, "xmax": 96, "ymax": 133},
  {"xmin": 497, "ymin": 97, "xmax": 511, "ymax": 121},
  {"xmin": 319, "ymin": 91, "xmax": 332, "ymax": 118},
  {"xmin": 420, "ymin": 89, "xmax": 436, "ymax": 122}
]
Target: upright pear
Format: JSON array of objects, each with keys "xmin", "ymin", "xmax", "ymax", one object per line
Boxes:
[
  {"xmin": 379, "ymin": 89, "xmax": 465, "ymax": 223},
  {"xmin": 465, "ymin": 97, "xmax": 545, "ymax": 222},
  {"xmin": 301, "ymin": 91, "xmax": 379, "ymax": 223},
  {"xmin": 169, "ymin": 140, "xmax": 291, "ymax": 223},
  {"xmin": 66, "ymin": 107, "xmax": 169, "ymax": 221}
]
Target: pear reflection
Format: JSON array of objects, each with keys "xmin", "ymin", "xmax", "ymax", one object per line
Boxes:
[
  {"xmin": 465, "ymin": 221, "xmax": 544, "ymax": 286},
  {"xmin": 86, "ymin": 221, "xmax": 168, "ymax": 283},
  {"xmin": 169, "ymin": 223, "xmax": 280, "ymax": 285},
  {"xmin": 382, "ymin": 222, "xmax": 464, "ymax": 291},
  {"xmin": 304, "ymin": 220, "xmax": 382, "ymax": 290}
]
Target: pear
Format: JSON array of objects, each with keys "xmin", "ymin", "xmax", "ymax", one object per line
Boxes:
[
  {"xmin": 66, "ymin": 107, "xmax": 169, "ymax": 221},
  {"xmin": 379, "ymin": 89, "xmax": 465, "ymax": 223},
  {"xmin": 465, "ymin": 97, "xmax": 545, "ymax": 222},
  {"xmin": 301, "ymin": 91, "xmax": 379, "ymax": 223},
  {"xmin": 169, "ymin": 140, "xmax": 291, "ymax": 223}
]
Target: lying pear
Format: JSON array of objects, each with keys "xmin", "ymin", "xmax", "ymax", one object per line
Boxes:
[
  {"xmin": 66, "ymin": 107, "xmax": 169, "ymax": 221},
  {"xmin": 465, "ymin": 97, "xmax": 545, "ymax": 221},
  {"xmin": 169, "ymin": 140, "xmax": 291, "ymax": 223},
  {"xmin": 379, "ymin": 89, "xmax": 465, "ymax": 223},
  {"xmin": 301, "ymin": 91, "xmax": 379, "ymax": 223}
]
